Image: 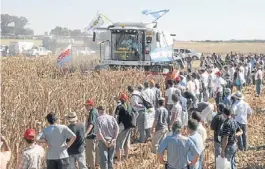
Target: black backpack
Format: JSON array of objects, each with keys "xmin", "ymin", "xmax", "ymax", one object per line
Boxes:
[{"xmin": 132, "ymin": 93, "xmax": 153, "ymax": 109}]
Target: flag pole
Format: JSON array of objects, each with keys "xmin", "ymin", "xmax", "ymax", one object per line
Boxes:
[{"xmin": 152, "ymin": 10, "xmax": 169, "ymax": 22}]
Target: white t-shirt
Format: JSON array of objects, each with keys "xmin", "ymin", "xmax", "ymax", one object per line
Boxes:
[
  {"xmin": 239, "ymin": 72, "xmax": 246, "ymax": 84},
  {"xmin": 165, "ymin": 87, "xmax": 177, "ymax": 105},
  {"xmin": 233, "ymin": 100, "xmax": 252, "ymax": 124},
  {"xmin": 229, "ymin": 67, "xmax": 235, "ymax": 80},
  {"xmin": 197, "ymin": 122, "xmax": 207, "ymax": 147},
  {"xmin": 0, "ymin": 151, "xmax": 11, "ymax": 169},
  {"xmin": 142, "ymin": 88, "xmax": 155, "ymax": 105},
  {"xmin": 187, "ymin": 81, "xmax": 196, "ymax": 95},
  {"xmin": 170, "ymin": 102, "xmax": 182, "ymax": 123},
  {"xmin": 213, "ymin": 68, "xmax": 219, "ymax": 74},
  {"xmin": 194, "ymin": 79, "xmax": 200, "ymax": 95},
  {"xmin": 201, "ymin": 72, "xmax": 209, "ymax": 87},
  {"xmin": 214, "ymin": 77, "xmax": 227, "ymax": 93},
  {"xmin": 255, "ymin": 70, "xmax": 263, "ymax": 80}
]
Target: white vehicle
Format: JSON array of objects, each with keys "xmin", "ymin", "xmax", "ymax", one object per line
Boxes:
[
  {"xmin": 29, "ymin": 47, "xmax": 52, "ymax": 57},
  {"xmin": 9, "ymin": 42, "xmax": 34, "ymax": 56},
  {"xmin": 174, "ymin": 48, "xmax": 202, "ymax": 60},
  {"xmin": 0, "ymin": 45, "xmax": 9, "ymax": 56},
  {"xmin": 93, "ymin": 22, "xmax": 184, "ymax": 70}
]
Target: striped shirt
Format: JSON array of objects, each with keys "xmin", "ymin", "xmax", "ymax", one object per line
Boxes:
[
  {"xmin": 220, "ymin": 118, "xmax": 241, "ymax": 145},
  {"xmin": 95, "ymin": 114, "xmax": 119, "ymax": 140}
]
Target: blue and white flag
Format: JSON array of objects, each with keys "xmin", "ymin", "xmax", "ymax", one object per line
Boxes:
[
  {"xmin": 141, "ymin": 9, "xmax": 169, "ymax": 20},
  {"xmin": 150, "ymin": 45, "xmax": 173, "ymax": 62}
]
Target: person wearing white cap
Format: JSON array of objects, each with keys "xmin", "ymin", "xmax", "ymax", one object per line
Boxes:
[
  {"xmin": 67, "ymin": 112, "xmax": 87, "ymax": 169},
  {"xmin": 231, "ymin": 91, "xmax": 253, "ymax": 151}
]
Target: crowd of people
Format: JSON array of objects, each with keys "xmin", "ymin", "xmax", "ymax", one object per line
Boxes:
[{"xmin": 0, "ymin": 52, "xmax": 264, "ymax": 169}]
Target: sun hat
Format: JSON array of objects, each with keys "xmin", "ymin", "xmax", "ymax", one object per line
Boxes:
[
  {"xmin": 24, "ymin": 129, "xmax": 36, "ymax": 141},
  {"xmin": 232, "ymin": 91, "xmax": 244, "ymax": 100},
  {"xmin": 67, "ymin": 112, "xmax": 78, "ymax": 122}
]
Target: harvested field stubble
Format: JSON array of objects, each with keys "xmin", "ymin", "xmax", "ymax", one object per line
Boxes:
[{"xmin": 1, "ymin": 57, "xmax": 265, "ymax": 169}]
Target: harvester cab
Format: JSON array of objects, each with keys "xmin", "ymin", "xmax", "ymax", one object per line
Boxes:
[{"xmin": 93, "ymin": 22, "xmax": 184, "ymax": 71}]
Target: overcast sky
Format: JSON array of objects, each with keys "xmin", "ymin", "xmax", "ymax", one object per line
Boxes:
[{"xmin": 2, "ymin": 0, "xmax": 265, "ymax": 40}]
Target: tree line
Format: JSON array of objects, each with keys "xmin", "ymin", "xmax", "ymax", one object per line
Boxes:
[
  {"xmin": 1, "ymin": 14, "xmax": 89, "ymax": 37},
  {"xmin": 1, "ymin": 14, "xmax": 34, "ymax": 35}
]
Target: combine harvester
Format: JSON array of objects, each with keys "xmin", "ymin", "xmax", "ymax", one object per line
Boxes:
[{"xmin": 92, "ymin": 22, "xmax": 185, "ymax": 78}]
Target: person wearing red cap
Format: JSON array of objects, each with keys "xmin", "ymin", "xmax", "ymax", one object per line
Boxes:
[
  {"xmin": 17, "ymin": 129, "xmax": 44, "ymax": 169},
  {"xmin": 0, "ymin": 135, "xmax": 11, "ymax": 169},
  {"xmin": 115, "ymin": 93, "xmax": 135, "ymax": 163},
  {"xmin": 114, "ymin": 93, "xmax": 129, "ymax": 115},
  {"xmin": 213, "ymin": 71, "xmax": 227, "ymax": 105},
  {"xmin": 84, "ymin": 99, "xmax": 100, "ymax": 169}
]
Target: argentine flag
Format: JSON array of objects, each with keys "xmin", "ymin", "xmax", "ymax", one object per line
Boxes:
[{"xmin": 141, "ymin": 9, "xmax": 169, "ymax": 20}]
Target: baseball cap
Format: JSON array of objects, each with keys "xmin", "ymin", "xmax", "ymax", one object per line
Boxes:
[
  {"xmin": 24, "ymin": 129, "xmax": 36, "ymax": 141},
  {"xmin": 120, "ymin": 93, "xmax": 128, "ymax": 101},
  {"xmin": 215, "ymin": 71, "xmax": 222, "ymax": 76},
  {"xmin": 84, "ymin": 99, "xmax": 94, "ymax": 106},
  {"xmin": 175, "ymin": 76, "xmax": 181, "ymax": 82}
]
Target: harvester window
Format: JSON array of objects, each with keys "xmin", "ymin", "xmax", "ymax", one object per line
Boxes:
[{"xmin": 111, "ymin": 31, "xmax": 144, "ymax": 61}]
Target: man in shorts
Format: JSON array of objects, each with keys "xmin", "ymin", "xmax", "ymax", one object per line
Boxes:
[{"xmin": 116, "ymin": 106, "xmax": 135, "ymax": 163}]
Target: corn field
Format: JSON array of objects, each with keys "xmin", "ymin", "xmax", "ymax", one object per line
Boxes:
[{"xmin": 1, "ymin": 56, "xmax": 265, "ymax": 169}]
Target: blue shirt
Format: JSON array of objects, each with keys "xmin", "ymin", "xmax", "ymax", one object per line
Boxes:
[
  {"xmin": 158, "ymin": 134, "xmax": 199, "ymax": 169},
  {"xmin": 180, "ymin": 96, "xmax": 187, "ymax": 112},
  {"xmin": 38, "ymin": 125, "xmax": 76, "ymax": 159},
  {"xmin": 223, "ymin": 96, "xmax": 232, "ymax": 107},
  {"xmin": 250, "ymin": 59, "xmax": 255, "ymax": 71}
]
